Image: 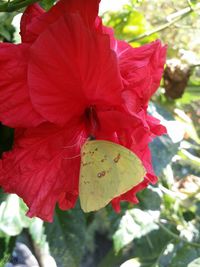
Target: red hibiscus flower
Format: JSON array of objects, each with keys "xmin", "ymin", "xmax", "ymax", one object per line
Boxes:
[{"xmin": 0, "ymin": 0, "xmax": 167, "ymax": 222}]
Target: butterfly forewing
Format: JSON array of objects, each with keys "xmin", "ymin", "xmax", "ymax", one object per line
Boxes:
[{"xmin": 79, "ymin": 140, "xmax": 146, "ymax": 212}]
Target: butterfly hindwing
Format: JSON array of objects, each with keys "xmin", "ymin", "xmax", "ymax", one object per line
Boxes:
[{"xmin": 79, "ymin": 140, "xmax": 146, "ymax": 212}]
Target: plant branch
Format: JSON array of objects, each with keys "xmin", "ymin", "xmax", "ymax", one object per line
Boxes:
[
  {"xmin": 128, "ymin": 4, "xmax": 200, "ymax": 43},
  {"xmin": 0, "ymin": 0, "xmax": 40, "ymax": 12},
  {"xmin": 157, "ymin": 221, "xmax": 200, "ymax": 248},
  {"xmin": 191, "ymin": 63, "xmax": 200, "ymax": 68}
]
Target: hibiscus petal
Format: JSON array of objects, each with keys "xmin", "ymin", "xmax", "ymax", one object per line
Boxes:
[
  {"xmin": 0, "ymin": 123, "xmax": 83, "ymax": 221},
  {"xmin": 0, "ymin": 43, "xmax": 44, "ymax": 128},
  {"xmin": 146, "ymin": 114, "xmax": 167, "ymax": 136},
  {"xmin": 56, "ymin": 0, "xmax": 100, "ymax": 27},
  {"xmin": 111, "ymin": 179, "xmax": 149, "ymax": 212},
  {"xmin": 114, "ymin": 40, "xmax": 167, "ymax": 106},
  {"xmin": 97, "ymin": 28, "xmax": 167, "ymax": 111},
  {"xmin": 21, "ymin": 0, "xmax": 100, "ymax": 43},
  {"xmin": 97, "ymin": 21, "xmax": 118, "ymax": 50},
  {"xmin": 20, "ymin": 3, "xmax": 45, "ymax": 43},
  {"xmin": 28, "ymin": 14, "xmax": 122, "ymax": 126},
  {"xmin": 97, "ymin": 110, "xmax": 147, "ymax": 137}
]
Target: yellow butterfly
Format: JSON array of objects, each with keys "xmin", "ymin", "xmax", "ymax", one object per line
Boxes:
[{"xmin": 79, "ymin": 140, "xmax": 146, "ymax": 212}]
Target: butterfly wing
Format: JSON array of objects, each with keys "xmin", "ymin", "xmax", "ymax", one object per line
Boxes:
[{"xmin": 79, "ymin": 140, "xmax": 146, "ymax": 212}]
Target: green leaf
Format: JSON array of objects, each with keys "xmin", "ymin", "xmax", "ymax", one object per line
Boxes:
[
  {"xmin": 150, "ymin": 134, "xmax": 179, "ymax": 176},
  {"xmin": 120, "ymin": 257, "xmax": 160, "ymax": 267},
  {"xmin": 0, "ymin": 252, "xmax": 10, "ymax": 267},
  {"xmin": 137, "ymin": 186, "xmax": 162, "ymax": 211},
  {"xmin": 131, "ymin": 224, "xmax": 178, "ymax": 264},
  {"xmin": 188, "ymin": 257, "xmax": 200, "ymax": 267},
  {"xmin": 120, "ymin": 258, "xmax": 141, "ymax": 267},
  {"xmin": 100, "ymin": 227, "xmax": 176, "ymax": 267},
  {"xmin": 40, "ymin": 0, "xmax": 56, "ymax": 10},
  {"xmin": 0, "ymin": 238, "xmax": 6, "ymax": 261},
  {"xmin": 0, "ymin": 0, "xmax": 39, "ymax": 12},
  {"xmin": 0, "ymin": 194, "xmax": 32, "ymax": 237},
  {"xmin": 0, "ymin": 236, "xmax": 16, "ymax": 267},
  {"xmin": 0, "ymin": 188, "xmax": 7, "ymax": 204},
  {"xmin": 148, "ymin": 103, "xmax": 180, "ymax": 176},
  {"xmin": 0, "ymin": 12, "xmax": 15, "ymax": 41},
  {"xmin": 169, "ymin": 244, "xmax": 200, "ymax": 267},
  {"xmin": 113, "ymin": 209, "xmax": 159, "ymax": 253},
  {"xmin": 158, "ymin": 243, "xmax": 177, "ymax": 267},
  {"xmin": 45, "ymin": 204, "xmax": 86, "ymax": 267}
]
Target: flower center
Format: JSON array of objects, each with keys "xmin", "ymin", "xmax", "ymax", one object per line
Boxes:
[{"xmin": 84, "ymin": 106, "xmax": 100, "ymax": 139}]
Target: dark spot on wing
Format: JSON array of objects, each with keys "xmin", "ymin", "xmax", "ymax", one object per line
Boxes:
[
  {"xmin": 97, "ymin": 171, "xmax": 106, "ymax": 178},
  {"xmin": 82, "ymin": 161, "xmax": 93, "ymax": 166},
  {"xmin": 106, "ymin": 168, "xmax": 112, "ymax": 174},
  {"xmin": 114, "ymin": 153, "xmax": 121, "ymax": 163}
]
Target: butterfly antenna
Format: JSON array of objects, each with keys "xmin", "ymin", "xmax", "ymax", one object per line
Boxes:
[
  {"xmin": 63, "ymin": 134, "xmax": 86, "ymax": 149},
  {"xmin": 63, "ymin": 143, "xmax": 80, "ymax": 149},
  {"xmin": 62, "ymin": 154, "xmax": 81, "ymax": 160}
]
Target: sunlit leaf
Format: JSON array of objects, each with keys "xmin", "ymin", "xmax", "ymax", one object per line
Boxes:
[
  {"xmin": 120, "ymin": 258, "xmax": 141, "ymax": 267},
  {"xmin": 188, "ymin": 257, "xmax": 200, "ymax": 267},
  {"xmin": 113, "ymin": 209, "xmax": 159, "ymax": 253},
  {"xmin": 0, "ymin": 195, "xmax": 31, "ymax": 237}
]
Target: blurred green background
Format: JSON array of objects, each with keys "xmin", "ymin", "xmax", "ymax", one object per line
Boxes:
[{"xmin": 0, "ymin": 0, "xmax": 200, "ymax": 266}]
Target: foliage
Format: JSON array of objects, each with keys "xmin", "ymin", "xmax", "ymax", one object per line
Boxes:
[
  {"xmin": 45, "ymin": 205, "xmax": 86, "ymax": 267},
  {"xmin": 0, "ymin": 12, "xmax": 15, "ymax": 41},
  {"xmin": 0, "ymin": 0, "xmax": 200, "ymax": 266}
]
